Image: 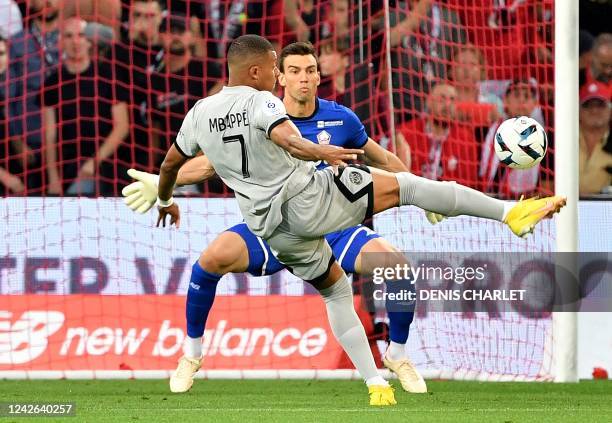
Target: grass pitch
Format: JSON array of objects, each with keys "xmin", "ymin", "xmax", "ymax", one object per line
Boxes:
[{"xmin": 0, "ymin": 379, "xmax": 610, "ymax": 422}]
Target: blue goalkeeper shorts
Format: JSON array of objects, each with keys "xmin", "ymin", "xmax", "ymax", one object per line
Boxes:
[{"xmin": 226, "ymin": 223, "xmax": 381, "ymax": 276}]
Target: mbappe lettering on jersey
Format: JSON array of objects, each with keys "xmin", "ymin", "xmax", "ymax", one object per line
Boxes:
[{"xmin": 209, "ymin": 111, "xmax": 250, "ymax": 132}]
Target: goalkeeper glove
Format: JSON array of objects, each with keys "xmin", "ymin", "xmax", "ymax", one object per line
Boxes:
[
  {"xmin": 122, "ymin": 169, "xmax": 160, "ymax": 214},
  {"xmin": 425, "ymin": 210, "xmax": 445, "ymax": 225}
]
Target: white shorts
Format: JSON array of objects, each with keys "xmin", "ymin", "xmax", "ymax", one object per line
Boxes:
[{"xmin": 265, "ymin": 165, "xmax": 373, "ymax": 281}]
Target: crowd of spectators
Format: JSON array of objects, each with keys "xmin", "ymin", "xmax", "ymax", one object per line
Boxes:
[
  {"xmin": 0, "ymin": 0, "xmax": 610, "ymax": 198},
  {"xmin": 579, "ymin": 31, "xmax": 612, "ymax": 195}
]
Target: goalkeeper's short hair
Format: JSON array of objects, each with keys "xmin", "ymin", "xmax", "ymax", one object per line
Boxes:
[{"xmin": 279, "ymin": 41, "xmax": 318, "ymax": 73}]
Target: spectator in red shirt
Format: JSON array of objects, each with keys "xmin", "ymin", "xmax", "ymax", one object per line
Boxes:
[
  {"xmin": 449, "ymin": 44, "xmax": 503, "ymax": 140},
  {"xmin": 396, "ymin": 83, "xmax": 479, "ymax": 188},
  {"xmin": 479, "ymin": 79, "xmax": 543, "ymax": 197}
]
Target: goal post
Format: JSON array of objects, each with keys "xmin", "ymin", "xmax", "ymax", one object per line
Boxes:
[{"xmin": 552, "ymin": 0, "xmax": 579, "ymax": 383}]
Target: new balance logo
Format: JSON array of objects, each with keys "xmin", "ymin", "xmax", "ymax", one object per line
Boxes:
[{"xmin": 0, "ymin": 311, "xmax": 65, "ymax": 364}]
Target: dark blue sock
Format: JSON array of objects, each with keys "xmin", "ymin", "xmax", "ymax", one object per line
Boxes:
[
  {"xmin": 388, "ymin": 311, "xmax": 414, "ymax": 344},
  {"xmin": 186, "ymin": 261, "xmax": 220, "ymax": 338},
  {"xmin": 385, "ymin": 279, "xmax": 415, "ymax": 344}
]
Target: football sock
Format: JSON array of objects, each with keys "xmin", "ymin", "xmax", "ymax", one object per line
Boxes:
[
  {"xmin": 365, "ymin": 376, "xmax": 389, "ymax": 386},
  {"xmin": 319, "ymin": 273, "xmax": 388, "ymax": 386},
  {"xmin": 386, "ymin": 278, "xmax": 414, "ymax": 349},
  {"xmin": 396, "ymin": 172, "xmax": 506, "ymax": 221},
  {"xmin": 386, "ymin": 341, "xmax": 407, "ymax": 361},
  {"xmin": 185, "ymin": 337, "xmax": 203, "ymax": 360},
  {"xmin": 184, "ymin": 261, "xmax": 221, "ymax": 359},
  {"xmin": 384, "ymin": 275, "xmax": 414, "ymax": 359},
  {"xmin": 387, "ymin": 311, "xmax": 412, "ymax": 352}
]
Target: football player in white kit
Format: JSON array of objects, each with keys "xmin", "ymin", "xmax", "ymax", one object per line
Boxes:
[{"xmin": 155, "ymin": 35, "xmax": 565, "ymax": 406}]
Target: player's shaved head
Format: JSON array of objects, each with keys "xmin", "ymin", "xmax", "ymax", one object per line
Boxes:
[
  {"xmin": 227, "ymin": 35, "xmax": 275, "ymax": 69},
  {"xmin": 227, "ymin": 35, "xmax": 278, "ymax": 92}
]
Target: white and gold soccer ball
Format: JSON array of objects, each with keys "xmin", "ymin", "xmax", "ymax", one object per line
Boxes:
[{"xmin": 494, "ymin": 116, "xmax": 547, "ymax": 169}]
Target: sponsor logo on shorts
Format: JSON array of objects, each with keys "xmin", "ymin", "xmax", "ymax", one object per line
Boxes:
[{"xmin": 349, "ymin": 171, "xmax": 363, "ymax": 185}]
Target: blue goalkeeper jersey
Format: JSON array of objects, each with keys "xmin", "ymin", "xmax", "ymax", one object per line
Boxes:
[{"xmin": 289, "ymin": 97, "xmax": 369, "ymax": 169}]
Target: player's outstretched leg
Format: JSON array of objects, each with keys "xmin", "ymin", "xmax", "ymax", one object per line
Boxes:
[
  {"xmin": 370, "ymin": 168, "xmax": 565, "ymax": 237},
  {"xmin": 316, "ymin": 264, "xmax": 396, "ymax": 406},
  {"xmin": 354, "ymin": 238, "xmax": 426, "ymax": 393},
  {"xmin": 170, "ymin": 231, "xmax": 249, "ymax": 393}
]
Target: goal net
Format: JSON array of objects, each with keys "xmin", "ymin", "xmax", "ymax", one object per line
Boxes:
[{"xmin": 0, "ymin": 0, "xmax": 567, "ymax": 381}]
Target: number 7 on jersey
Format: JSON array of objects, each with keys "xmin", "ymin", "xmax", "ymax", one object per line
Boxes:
[{"xmin": 222, "ymin": 135, "xmax": 250, "ymax": 178}]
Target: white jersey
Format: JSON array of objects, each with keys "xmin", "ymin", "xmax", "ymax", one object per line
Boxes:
[{"xmin": 175, "ymin": 85, "xmax": 316, "ymax": 238}]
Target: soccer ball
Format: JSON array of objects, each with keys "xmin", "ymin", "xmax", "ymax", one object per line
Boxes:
[{"xmin": 494, "ymin": 116, "xmax": 547, "ymax": 169}]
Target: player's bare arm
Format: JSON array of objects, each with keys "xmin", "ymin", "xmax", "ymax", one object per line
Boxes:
[
  {"xmin": 179, "ymin": 141, "xmax": 396, "ymax": 183},
  {"xmin": 156, "ymin": 144, "xmax": 190, "ymax": 228},
  {"xmin": 359, "ymin": 138, "xmax": 445, "ymax": 222},
  {"xmin": 159, "ymin": 144, "xmax": 188, "ymax": 201},
  {"xmin": 361, "ymin": 138, "xmax": 408, "ymax": 172},
  {"xmin": 269, "ymin": 119, "xmax": 363, "ymax": 166},
  {"xmin": 176, "ymin": 154, "xmax": 217, "ymax": 186}
]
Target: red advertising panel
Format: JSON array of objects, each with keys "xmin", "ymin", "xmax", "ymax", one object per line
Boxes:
[{"xmin": 0, "ymin": 296, "xmax": 352, "ymax": 371}]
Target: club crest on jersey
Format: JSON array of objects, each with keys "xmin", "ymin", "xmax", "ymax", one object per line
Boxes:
[
  {"xmin": 317, "ymin": 130, "xmax": 331, "ymax": 145},
  {"xmin": 349, "ymin": 171, "xmax": 363, "ymax": 185}
]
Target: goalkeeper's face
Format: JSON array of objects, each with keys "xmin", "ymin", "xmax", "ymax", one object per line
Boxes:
[{"xmin": 279, "ymin": 54, "xmax": 321, "ymax": 104}]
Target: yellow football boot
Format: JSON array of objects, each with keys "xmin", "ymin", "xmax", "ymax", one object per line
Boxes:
[
  {"xmin": 504, "ymin": 196, "xmax": 566, "ymax": 238},
  {"xmin": 368, "ymin": 385, "xmax": 397, "ymax": 406}
]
